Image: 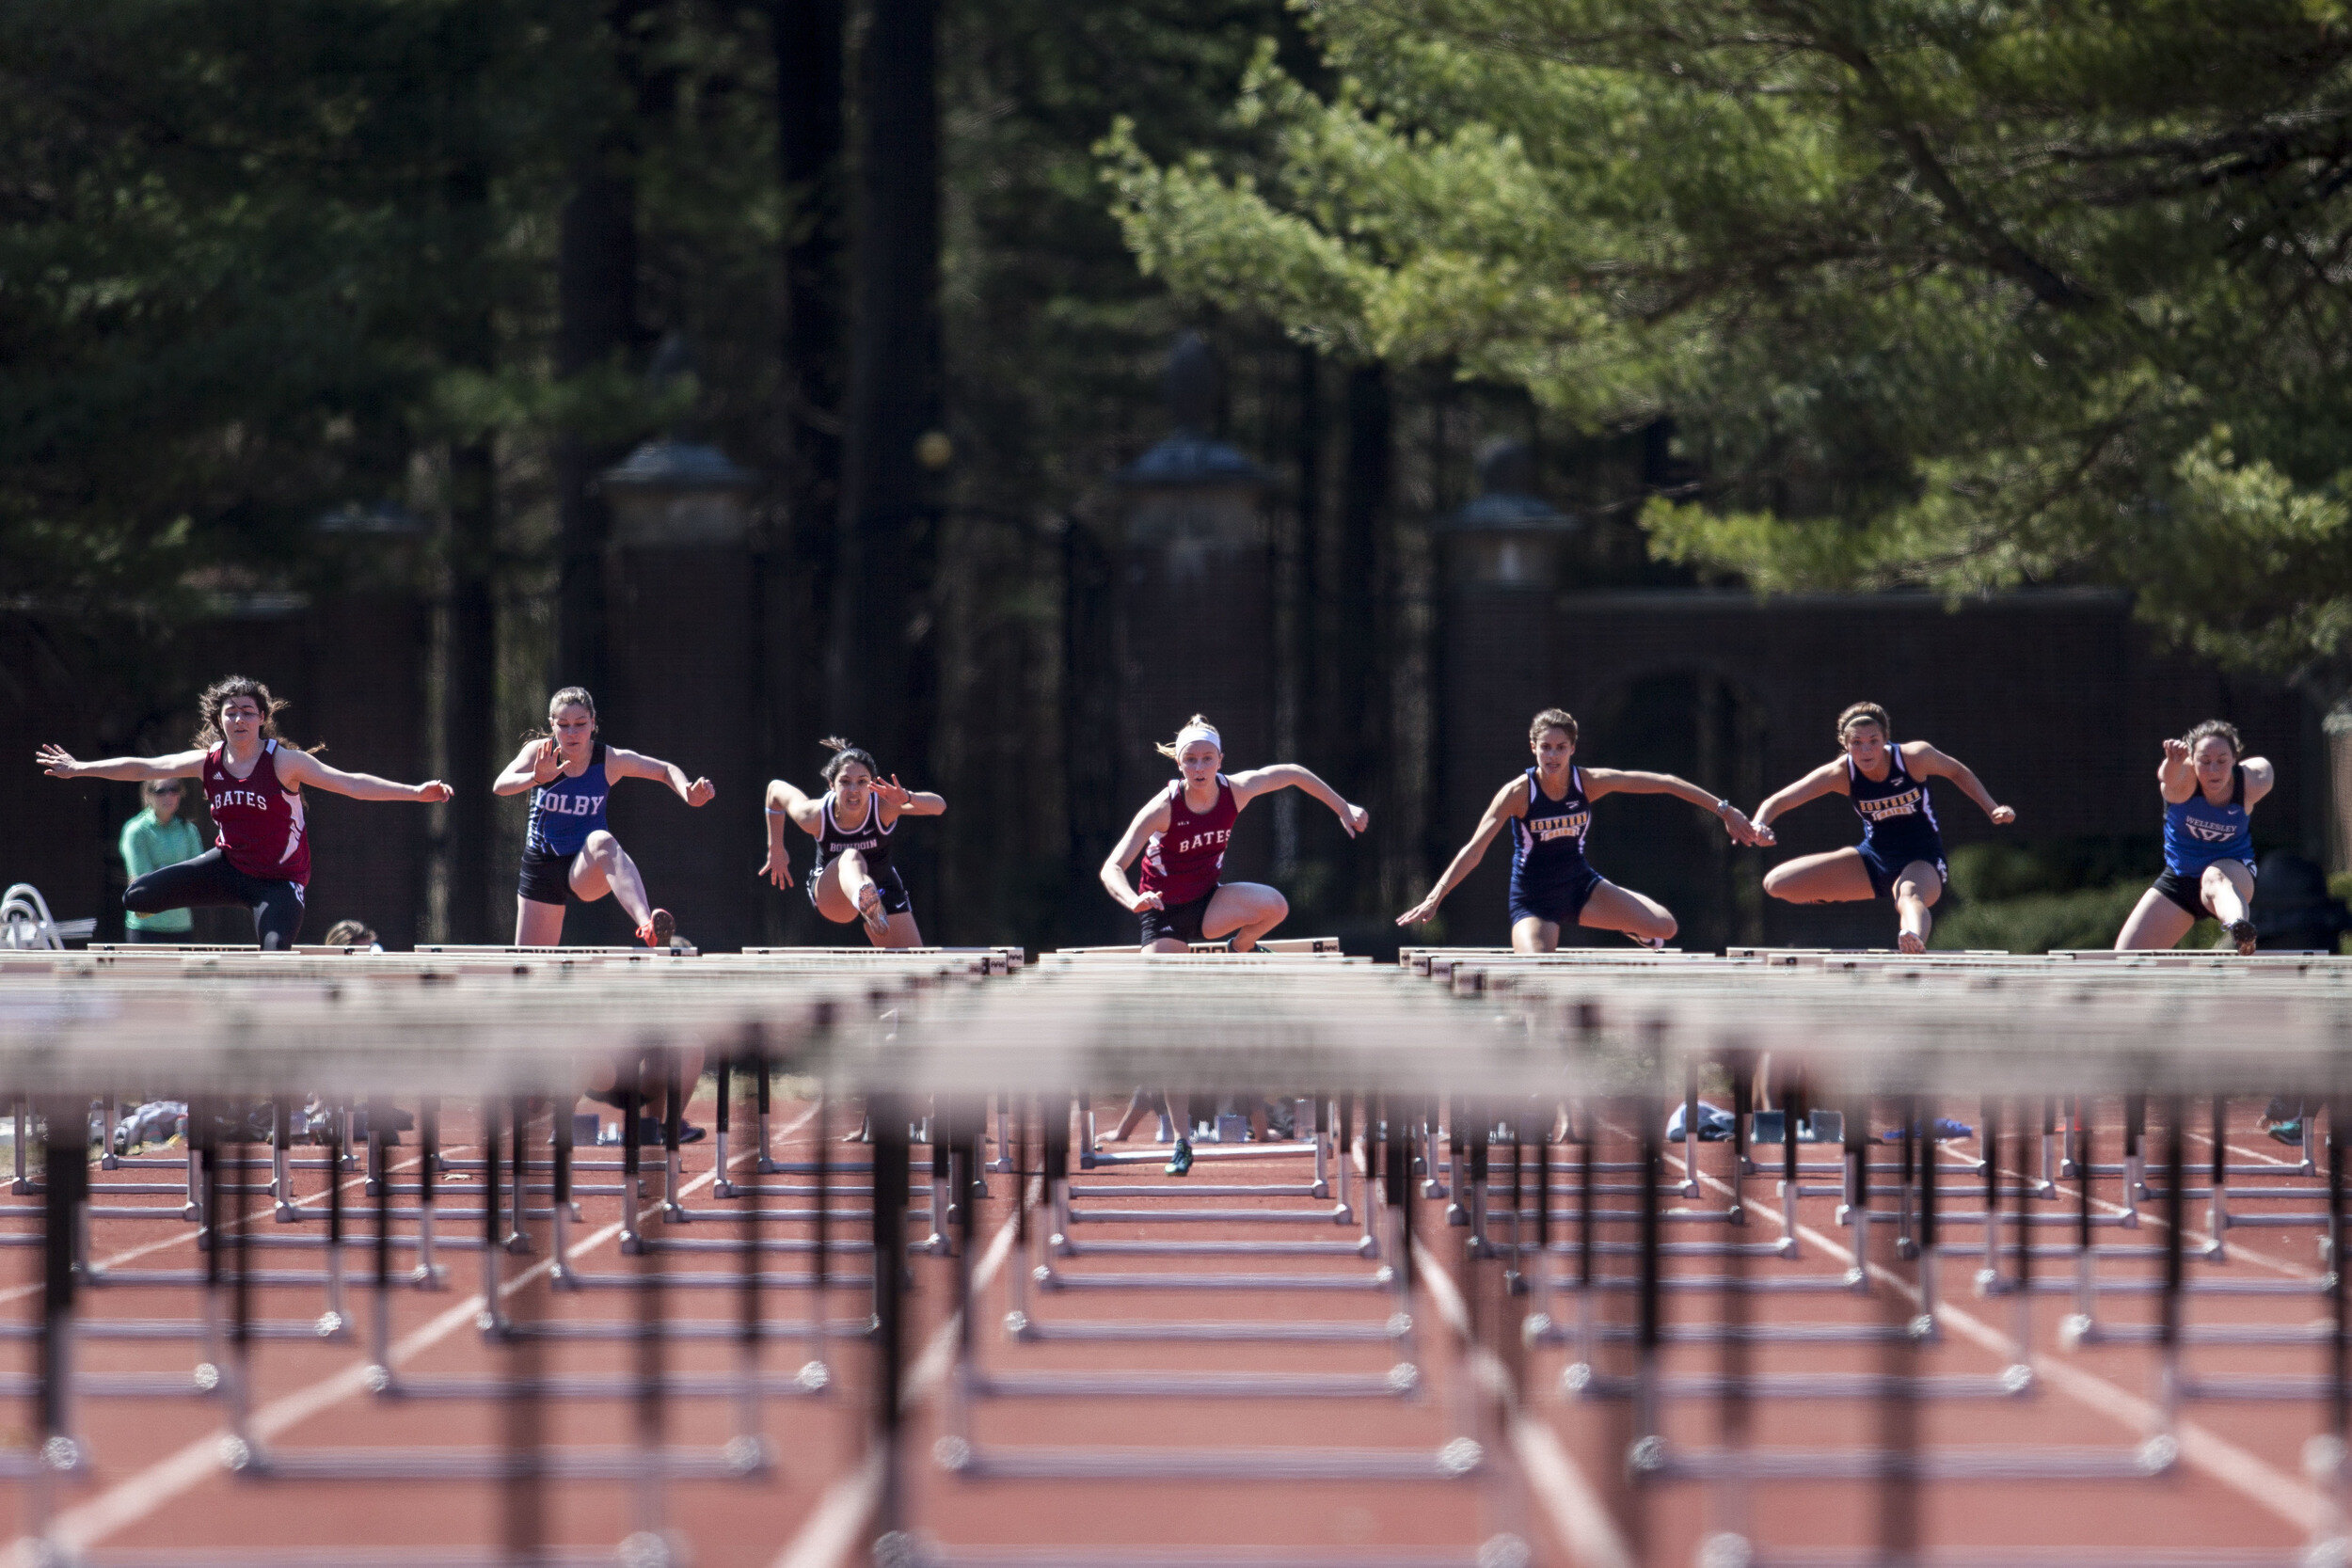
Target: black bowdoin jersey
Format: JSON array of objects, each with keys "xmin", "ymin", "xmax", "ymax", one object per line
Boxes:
[{"xmin": 814, "ymin": 792, "xmax": 895, "ymax": 878}]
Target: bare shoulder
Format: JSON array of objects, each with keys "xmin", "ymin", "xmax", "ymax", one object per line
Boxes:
[
  {"xmin": 1899, "ymin": 738, "xmax": 1946, "ymax": 768},
  {"xmin": 1490, "ymin": 774, "xmax": 1531, "ymax": 816},
  {"xmin": 2243, "ymin": 756, "xmax": 2277, "ymax": 802}
]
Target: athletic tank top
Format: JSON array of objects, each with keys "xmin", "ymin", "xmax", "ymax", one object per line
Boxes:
[
  {"xmin": 1139, "ymin": 777, "xmax": 1237, "ymax": 906},
  {"xmin": 1510, "ymin": 768, "xmax": 1594, "ymax": 887},
  {"xmin": 525, "ymin": 742, "xmax": 609, "ymax": 857},
  {"xmin": 1847, "ymin": 749, "xmax": 1940, "ymax": 856},
  {"xmin": 815, "ymin": 790, "xmax": 896, "ymax": 879},
  {"xmin": 202, "ymin": 739, "xmax": 310, "ymax": 885},
  {"xmin": 2164, "ymin": 764, "xmax": 2254, "ymax": 876}
]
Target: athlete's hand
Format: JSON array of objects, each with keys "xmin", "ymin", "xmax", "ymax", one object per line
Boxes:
[
  {"xmin": 1395, "ymin": 894, "xmax": 1441, "ymax": 927},
  {"xmin": 415, "ymin": 780, "xmax": 454, "ymax": 803},
  {"xmin": 2162, "ymin": 737, "xmax": 2191, "ymax": 767},
  {"xmin": 757, "ymin": 846, "xmax": 794, "ymax": 890},
  {"xmin": 1128, "ymin": 891, "xmax": 1164, "ymax": 913},
  {"xmin": 35, "ymin": 744, "xmax": 82, "ymax": 778},
  {"xmin": 1988, "ymin": 804, "xmax": 2016, "ymax": 826},
  {"xmin": 872, "ymin": 775, "xmax": 913, "ymax": 813},
  {"xmin": 683, "ymin": 777, "xmax": 716, "ymax": 807},
  {"xmin": 1338, "ymin": 801, "xmax": 1370, "ymax": 837},
  {"xmin": 1716, "ymin": 803, "xmax": 1759, "ymax": 845},
  {"xmin": 531, "ymin": 737, "xmax": 562, "ymax": 783}
]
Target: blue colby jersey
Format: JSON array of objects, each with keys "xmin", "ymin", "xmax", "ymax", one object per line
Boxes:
[
  {"xmin": 1509, "ymin": 768, "xmax": 1594, "ymax": 898},
  {"xmin": 1848, "ymin": 749, "xmax": 1942, "ymax": 861},
  {"xmin": 2164, "ymin": 765, "xmax": 2254, "ymax": 877},
  {"xmin": 525, "ymin": 743, "xmax": 609, "ymax": 857}
]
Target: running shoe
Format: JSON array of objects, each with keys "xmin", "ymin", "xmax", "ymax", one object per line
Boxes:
[
  {"xmin": 639, "ymin": 908, "xmax": 676, "ymax": 949},
  {"xmin": 2269, "ymin": 1118, "xmax": 2306, "ymax": 1148},
  {"xmin": 2228, "ymin": 918, "xmax": 2258, "ymax": 957},
  {"xmin": 857, "ymin": 885, "xmax": 890, "ymax": 938},
  {"xmin": 1624, "ymin": 932, "xmax": 1667, "ymax": 951},
  {"xmin": 1165, "ymin": 1136, "xmax": 1193, "ymax": 1177}
]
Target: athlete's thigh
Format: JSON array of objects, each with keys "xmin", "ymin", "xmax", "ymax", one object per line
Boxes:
[
  {"xmin": 567, "ymin": 849, "xmax": 612, "ymax": 903},
  {"xmin": 1200, "ymin": 881, "xmax": 1282, "ymax": 941},
  {"xmin": 869, "ymin": 911, "xmax": 924, "ymax": 949},
  {"xmin": 2114, "ymin": 887, "xmax": 2195, "ymax": 951},
  {"xmin": 1766, "ymin": 848, "xmax": 1877, "ymax": 904},
  {"xmin": 1578, "ymin": 879, "xmax": 1670, "ymax": 933},
  {"xmin": 515, "ymin": 898, "xmax": 567, "ymax": 945},
  {"xmin": 2201, "ymin": 860, "xmax": 2255, "ymax": 911},
  {"xmin": 1892, "ymin": 861, "xmax": 1945, "ymax": 908},
  {"xmin": 1511, "ymin": 916, "xmax": 1560, "ymax": 954},
  {"xmin": 811, "ymin": 858, "xmax": 861, "ymax": 924}
]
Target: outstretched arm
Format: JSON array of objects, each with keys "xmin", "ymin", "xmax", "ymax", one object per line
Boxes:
[
  {"xmin": 1228, "ymin": 763, "xmax": 1369, "ymax": 837},
  {"xmin": 1581, "ymin": 768, "xmax": 1772, "ymax": 847},
  {"xmin": 872, "ymin": 775, "xmax": 945, "ymax": 821},
  {"xmin": 1397, "ymin": 779, "xmax": 1522, "ymax": 927},
  {"xmin": 2157, "ymin": 738, "xmax": 2197, "ymax": 803},
  {"xmin": 2241, "ymin": 755, "xmax": 2276, "ymax": 810},
  {"xmin": 1909, "ymin": 742, "xmax": 2014, "ymax": 825},
  {"xmin": 1753, "ymin": 760, "xmax": 1846, "ymax": 834},
  {"xmin": 494, "ymin": 738, "xmax": 561, "ymax": 797},
  {"xmin": 610, "ymin": 748, "xmax": 715, "ymax": 807},
  {"xmin": 276, "ymin": 748, "xmax": 452, "ymax": 803},
  {"xmin": 1099, "ymin": 796, "xmax": 1174, "ymax": 913},
  {"xmin": 37, "ymin": 745, "xmax": 204, "ymax": 784},
  {"xmin": 759, "ymin": 779, "xmax": 824, "ymax": 891}
]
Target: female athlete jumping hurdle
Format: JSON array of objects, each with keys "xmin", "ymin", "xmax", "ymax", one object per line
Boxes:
[
  {"xmin": 761, "ymin": 738, "xmax": 945, "ymax": 948},
  {"xmin": 2115, "ymin": 720, "xmax": 2270, "ymax": 955},
  {"xmin": 1397, "ymin": 706, "xmax": 1767, "ymax": 951},
  {"xmin": 1754, "ymin": 702, "xmax": 2013, "ymax": 954},
  {"xmin": 36, "ymin": 674, "xmax": 452, "ymax": 949},
  {"xmin": 1100, "ymin": 715, "xmax": 1368, "ymax": 1173},
  {"xmin": 495, "ymin": 687, "xmax": 715, "ymax": 948}
]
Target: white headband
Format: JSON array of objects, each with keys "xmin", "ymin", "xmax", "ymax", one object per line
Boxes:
[{"xmin": 1174, "ymin": 723, "xmax": 1221, "ymax": 752}]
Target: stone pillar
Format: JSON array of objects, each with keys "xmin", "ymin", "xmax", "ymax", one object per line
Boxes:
[
  {"xmin": 1432, "ymin": 439, "xmax": 1579, "ymax": 942},
  {"xmin": 600, "ymin": 437, "xmax": 762, "ymax": 950},
  {"xmin": 1108, "ymin": 334, "xmax": 1274, "ymax": 879}
]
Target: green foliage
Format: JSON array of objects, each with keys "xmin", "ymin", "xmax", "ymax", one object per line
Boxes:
[
  {"xmin": 1930, "ymin": 880, "xmax": 2153, "ymax": 956},
  {"xmin": 1104, "ymin": 0, "xmax": 2352, "ymax": 683}
]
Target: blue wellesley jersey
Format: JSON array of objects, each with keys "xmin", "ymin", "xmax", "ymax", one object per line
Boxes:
[
  {"xmin": 526, "ymin": 743, "xmax": 609, "ymax": 857},
  {"xmin": 2164, "ymin": 765, "xmax": 2254, "ymax": 877}
]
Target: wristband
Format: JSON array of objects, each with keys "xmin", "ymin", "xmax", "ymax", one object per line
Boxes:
[{"xmin": 764, "ymin": 807, "xmax": 789, "ymax": 816}]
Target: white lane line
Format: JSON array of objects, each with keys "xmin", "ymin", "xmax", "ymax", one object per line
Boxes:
[
  {"xmin": 770, "ymin": 1177, "xmax": 1035, "ymax": 1568},
  {"xmin": 1414, "ymin": 1239, "xmax": 1637, "ymax": 1568},
  {"xmin": 0, "ymin": 1151, "xmax": 431, "ymax": 1308},
  {"xmin": 1940, "ymin": 1135, "xmax": 2318, "ymax": 1283},
  {"xmin": 1654, "ymin": 1138, "xmax": 2326, "ymax": 1533},
  {"xmin": 9, "ymin": 1102, "xmax": 823, "ymax": 1567}
]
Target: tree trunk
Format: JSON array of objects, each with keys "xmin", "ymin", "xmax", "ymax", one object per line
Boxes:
[
  {"xmin": 1334, "ymin": 361, "xmax": 1391, "ymax": 909},
  {"xmin": 831, "ymin": 0, "xmax": 939, "ymax": 776},
  {"xmin": 553, "ymin": 0, "xmax": 660, "ymax": 699},
  {"xmin": 767, "ymin": 0, "xmax": 847, "ymax": 940},
  {"xmin": 444, "ymin": 439, "xmax": 497, "ymax": 943}
]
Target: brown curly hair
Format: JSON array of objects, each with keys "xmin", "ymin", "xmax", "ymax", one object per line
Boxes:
[{"xmin": 194, "ymin": 675, "xmax": 316, "ymax": 752}]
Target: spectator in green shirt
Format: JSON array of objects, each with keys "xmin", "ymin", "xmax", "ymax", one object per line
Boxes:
[{"xmin": 119, "ymin": 779, "xmax": 205, "ymax": 941}]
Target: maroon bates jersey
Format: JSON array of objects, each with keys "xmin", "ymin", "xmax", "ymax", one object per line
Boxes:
[
  {"xmin": 202, "ymin": 739, "xmax": 310, "ymax": 885},
  {"xmin": 1140, "ymin": 776, "xmax": 1237, "ymax": 906}
]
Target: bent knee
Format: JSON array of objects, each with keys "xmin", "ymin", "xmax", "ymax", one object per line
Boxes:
[
  {"xmin": 1264, "ymin": 890, "xmax": 1290, "ymax": 922},
  {"xmin": 1761, "ymin": 866, "xmax": 1797, "ymax": 901},
  {"xmin": 582, "ymin": 830, "xmax": 619, "ymax": 857},
  {"xmin": 1651, "ymin": 911, "xmax": 1678, "ymax": 941}
]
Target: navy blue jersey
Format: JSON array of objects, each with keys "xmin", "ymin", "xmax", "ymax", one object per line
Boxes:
[
  {"xmin": 814, "ymin": 791, "xmax": 896, "ymax": 879},
  {"xmin": 525, "ymin": 743, "xmax": 609, "ymax": 857},
  {"xmin": 1847, "ymin": 748, "xmax": 1942, "ymax": 863},
  {"xmin": 2164, "ymin": 765, "xmax": 2254, "ymax": 877},
  {"xmin": 1510, "ymin": 767, "xmax": 1593, "ymax": 894}
]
